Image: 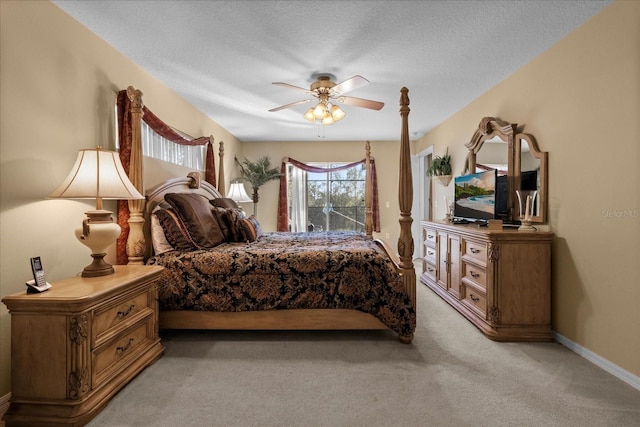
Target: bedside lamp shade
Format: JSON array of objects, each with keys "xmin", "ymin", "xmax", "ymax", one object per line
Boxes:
[
  {"xmin": 48, "ymin": 147, "xmax": 144, "ymax": 277},
  {"xmin": 228, "ymin": 181, "xmax": 252, "ymax": 203}
]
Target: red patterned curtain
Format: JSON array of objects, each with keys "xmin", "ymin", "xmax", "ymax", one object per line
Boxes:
[
  {"xmin": 276, "ymin": 158, "xmax": 380, "ymax": 233},
  {"xmin": 115, "ymin": 89, "xmax": 216, "ymax": 264}
]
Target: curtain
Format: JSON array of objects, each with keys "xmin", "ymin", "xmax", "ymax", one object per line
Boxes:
[
  {"xmin": 276, "ymin": 158, "xmax": 380, "ymax": 233},
  {"xmin": 289, "ymin": 166, "xmax": 307, "ymax": 232},
  {"xmin": 115, "ymin": 89, "xmax": 216, "ymax": 264}
]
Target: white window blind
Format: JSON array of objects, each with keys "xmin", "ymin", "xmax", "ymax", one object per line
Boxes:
[{"xmin": 140, "ymin": 121, "xmax": 205, "ymax": 170}]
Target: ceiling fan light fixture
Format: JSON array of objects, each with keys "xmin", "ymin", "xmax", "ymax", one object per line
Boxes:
[
  {"xmin": 313, "ymin": 102, "xmax": 326, "ymax": 119},
  {"xmin": 322, "ymin": 114, "xmax": 335, "ymax": 126},
  {"xmin": 303, "ymin": 108, "xmax": 316, "ymax": 123},
  {"xmin": 331, "ymin": 105, "xmax": 346, "ymax": 122}
]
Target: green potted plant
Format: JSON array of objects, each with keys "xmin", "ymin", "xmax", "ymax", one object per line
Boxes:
[
  {"xmin": 235, "ymin": 155, "xmax": 282, "ymax": 215},
  {"xmin": 427, "ymin": 148, "xmax": 453, "ymax": 186}
]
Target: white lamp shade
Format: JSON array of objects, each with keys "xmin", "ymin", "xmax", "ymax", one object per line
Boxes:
[
  {"xmin": 48, "ymin": 147, "xmax": 144, "ymax": 204},
  {"xmin": 228, "ymin": 182, "xmax": 252, "ymax": 203}
]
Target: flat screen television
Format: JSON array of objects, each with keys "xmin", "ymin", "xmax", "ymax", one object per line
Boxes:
[{"xmin": 453, "ymin": 170, "xmax": 497, "ymax": 222}]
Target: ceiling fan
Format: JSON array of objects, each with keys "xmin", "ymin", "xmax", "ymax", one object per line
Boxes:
[{"xmin": 269, "ymin": 74, "xmax": 384, "ymax": 125}]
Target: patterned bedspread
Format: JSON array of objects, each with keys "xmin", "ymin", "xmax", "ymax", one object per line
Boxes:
[{"xmin": 147, "ymin": 231, "xmax": 416, "ymax": 337}]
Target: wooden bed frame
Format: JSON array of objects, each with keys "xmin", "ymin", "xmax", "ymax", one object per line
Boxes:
[{"xmin": 123, "ymin": 86, "xmax": 416, "ymax": 342}]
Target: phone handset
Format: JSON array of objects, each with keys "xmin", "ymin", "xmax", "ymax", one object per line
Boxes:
[{"xmin": 27, "ymin": 256, "xmax": 52, "ymax": 293}]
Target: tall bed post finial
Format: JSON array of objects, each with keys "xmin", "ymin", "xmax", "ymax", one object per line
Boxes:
[
  {"xmin": 365, "ymin": 140, "xmax": 373, "ymax": 238},
  {"xmin": 398, "ymin": 87, "xmax": 416, "ymax": 309},
  {"xmin": 218, "ymin": 139, "xmax": 225, "ymax": 196},
  {"xmin": 126, "ymin": 86, "xmax": 146, "ymax": 265}
]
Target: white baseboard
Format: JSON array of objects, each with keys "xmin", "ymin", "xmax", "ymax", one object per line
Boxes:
[
  {"xmin": 0, "ymin": 392, "xmax": 9, "ymax": 422},
  {"xmin": 554, "ymin": 332, "xmax": 640, "ymax": 391}
]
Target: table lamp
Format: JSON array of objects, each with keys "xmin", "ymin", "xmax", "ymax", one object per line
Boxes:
[
  {"xmin": 48, "ymin": 146, "xmax": 144, "ymax": 277},
  {"xmin": 228, "ymin": 181, "xmax": 252, "ymax": 204}
]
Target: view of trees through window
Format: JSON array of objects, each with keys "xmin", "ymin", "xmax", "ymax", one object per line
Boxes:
[{"xmin": 304, "ymin": 163, "xmax": 366, "ymax": 232}]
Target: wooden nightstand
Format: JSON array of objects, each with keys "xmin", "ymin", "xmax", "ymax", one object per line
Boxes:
[{"xmin": 2, "ymin": 265, "xmax": 165, "ymax": 426}]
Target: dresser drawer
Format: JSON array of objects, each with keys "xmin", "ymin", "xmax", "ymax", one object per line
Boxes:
[
  {"xmin": 462, "ymin": 285, "xmax": 487, "ymax": 316},
  {"xmin": 463, "ymin": 262, "xmax": 487, "ymax": 289},
  {"xmin": 424, "ymin": 246, "xmax": 437, "ymax": 264},
  {"xmin": 422, "ymin": 262, "xmax": 437, "ymax": 282},
  {"xmin": 93, "ymin": 288, "xmax": 151, "ymax": 345},
  {"xmin": 424, "ymin": 228, "xmax": 437, "ymax": 246},
  {"xmin": 92, "ymin": 314, "xmax": 155, "ymax": 386},
  {"xmin": 463, "ymin": 239, "xmax": 487, "ymax": 265}
]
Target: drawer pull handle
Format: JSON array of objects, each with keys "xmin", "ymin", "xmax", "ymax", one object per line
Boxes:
[
  {"xmin": 117, "ymin": 304, "xmax": 135, "ymax": 318},
  {"xmin": 428, "ymin": 250, "xmax": 434, "ymax": 256},
  {"xmin": 470, "ymin": 271, "xmax": 480, "ymax": 279},
  {"xmin": 116, "ymin": 338, "xmax": 135, "ymax": 354},
  {"xmin": 427, "ymin": 234, "xmax": 434, "ymax": 239},
  {"xmin": 470, "ymin": 248, "xmax": 480, "ymax": 254},
  {"xmin": 427, "ymin": 267, "xmax": 434, "ymax": 272},
  {"xmin": 470, "ymin": 294, "xmax": 480, "ymax": 303}
]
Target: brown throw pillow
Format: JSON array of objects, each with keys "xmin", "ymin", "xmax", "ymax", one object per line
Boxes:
[
  {"xmin": 210, "ymin": 197, "xmax": 240, "ymax": 209},
  {"xmin": 211, "ymin": 206, "xmax": 233, "ymax": 241},
  {"xmin": 239, "ymin": 216, "xmax": 263, "ymax": 242},
  {"xmin": 223, "ymin": 208, "xmax": 248, "ymax": 242},
  {"xmin": 164, "ymin": 193, "xmax": 225, "ymax": 249},
  {"xmin": 154, "ymin": 208, "xmax": 198, "ymax": 251}
]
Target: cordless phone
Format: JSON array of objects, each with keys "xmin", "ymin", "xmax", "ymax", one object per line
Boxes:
[{"xmin": 27, "ymin": 256, "xmax": 52, "ymax": 293}]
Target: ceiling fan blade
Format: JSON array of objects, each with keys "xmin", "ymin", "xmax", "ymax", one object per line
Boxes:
[
  {"xmin": 272, "ymin": 82, "xmax": 314, "ymax": 94},
  {"xmin": 269, "ymin": 99, "xmax": 312, "ymax": 112},
  {"xmin": 331, "ymin": 75, "xmax": 370, "ymax": 95},
  {"xmin": 337, "ymin": 96, "xmax": 384, "ymax": 111}
]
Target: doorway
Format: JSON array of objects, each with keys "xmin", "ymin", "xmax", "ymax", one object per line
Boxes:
[{"xmin": 411, "ymin": 146, "xmax": 433, "ymax": 261}]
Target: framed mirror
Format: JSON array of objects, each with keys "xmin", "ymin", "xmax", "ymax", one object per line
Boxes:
[
  {"xmin": 462, "ymin": 117, "xmax": 548, "ymax": 223},
  {"xmin": 515, "ymin": 133, "xmax": 548, "ymax": 223}
]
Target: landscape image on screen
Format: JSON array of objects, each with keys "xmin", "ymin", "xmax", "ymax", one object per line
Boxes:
[{"xmin": 454, "ymin": 170, "xmax": 496, "ymax": 221}]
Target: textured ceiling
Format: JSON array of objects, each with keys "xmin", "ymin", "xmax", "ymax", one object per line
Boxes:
[{"xmin": 53, "ymin": 0, "xmax": 610, "ymax": 142}]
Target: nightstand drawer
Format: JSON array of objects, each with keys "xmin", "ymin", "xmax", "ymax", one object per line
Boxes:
[
  {"xmin": 93, "ymin": 288, "xmax": 151, "ymax": 345},
  {"xmin": 93, "ymin": 313, "xmax": 155, "ymax": 386}
]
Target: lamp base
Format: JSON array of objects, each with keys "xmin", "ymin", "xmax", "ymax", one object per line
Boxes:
[
  {"xmin": 75, "ymin": 210, "xmax": 121, "ymax": 277},
  {"xmin": 81, "ymin": 253, "xmax": 115, "ymax": 277}
]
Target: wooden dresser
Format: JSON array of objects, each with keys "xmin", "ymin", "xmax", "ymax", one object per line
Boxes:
[
  {"xmin": 420, "ymin": 220, "xmax": 554, "ymax": 342},
  {"xmin": 2, "ymin": 265, "xmax": 165, "ymax": 426}
]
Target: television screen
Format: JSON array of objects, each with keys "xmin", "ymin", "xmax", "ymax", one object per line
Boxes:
[{"xmin": 454, "ymin": 170, "xmax": 497, "ymax": 221}]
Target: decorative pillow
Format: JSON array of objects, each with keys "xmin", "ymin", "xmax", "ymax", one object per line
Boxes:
[
  {"xmin": 150, "ymin": 206, "xmax": 174, "ymax": 254},
  {"xmin": 154, "ymin": 208, "xmax": 198, "ymax": 251},
  {"xmin": 164, "ymin": 193, "xmax": 225, "ymax": 249},
  {"xmin": 211, "ymin": 206, "xmax": 233, "ymax": 241},
  {"xmin": 239, "ymin": 216, "xmax": 263, "ymax": 242},
  {"xmin": 210, "ymin": 197, "xmax": 240, "ymax": 209},
  {"xmin": 223, "ymin": 208, "xmax": 248, "ymax": 242}
]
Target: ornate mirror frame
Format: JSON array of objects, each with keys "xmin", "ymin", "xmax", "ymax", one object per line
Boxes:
[{"xmin": 462, "ymin": 117, "xmax": 548, "ymax": 223}]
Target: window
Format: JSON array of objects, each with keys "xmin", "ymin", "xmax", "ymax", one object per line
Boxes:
[
  {"xmin": 115, "ymin": 109, "xmax": 205, "ymax": 171},
  {"xmin": 288, "ymin": 162, "xmax": 366, "ymax": 232},
  {"xmin": 140, "ymin": 121, "xmax": 205, "ymax": 170}
]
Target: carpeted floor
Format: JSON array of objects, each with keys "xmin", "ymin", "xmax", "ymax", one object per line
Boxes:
[{"xmin": 88, "ymin": 279, "xmax": 640, "ymax": 427}]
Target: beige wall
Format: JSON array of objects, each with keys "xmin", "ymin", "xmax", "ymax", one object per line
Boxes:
[
  {"xmin": 0, "ymin": 1, "xmax": 241, "ymax": 395},
  {"xmin": 417, "ymin": 1, "xmax": 639, "ymax": 377}
]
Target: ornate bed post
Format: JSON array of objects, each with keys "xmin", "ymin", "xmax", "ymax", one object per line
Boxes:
[
  {"xmin": 126, "ymin": 86, "xmax": 146, "ymax": 265},
  {"xmin": 365, "ymin": 140, "xmax": 373, "ymax": 238},
  {"xmin": 218, "ymin": 140, "xmax": 225, "ymax": 196},
  {"xmin": 398, "ymin": 87, "xmax": 416, "ymax": 309}
]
